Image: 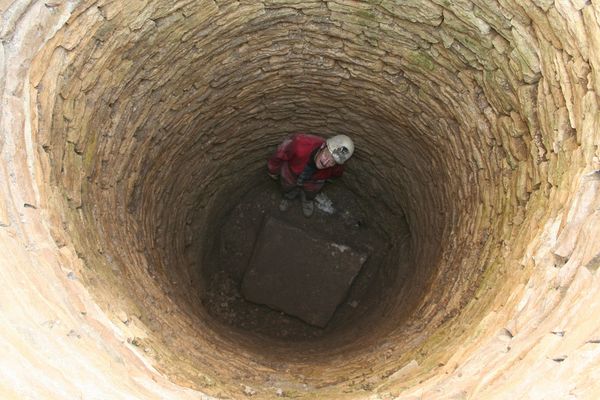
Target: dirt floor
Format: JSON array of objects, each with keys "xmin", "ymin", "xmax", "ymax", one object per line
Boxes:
[{"xmin": 202, "ymin": 179, "xmax": 390, "ymax": 341}]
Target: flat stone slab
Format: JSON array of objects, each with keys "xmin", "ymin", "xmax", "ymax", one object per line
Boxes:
[{"xmin": 241, "ymin": 216, "xmax": 367, "ymax": 327}]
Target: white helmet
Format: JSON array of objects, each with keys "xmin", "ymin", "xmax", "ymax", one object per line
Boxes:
[{"xmin": 326, "ymin": 134, "xmax": 354, "ymax": 164}]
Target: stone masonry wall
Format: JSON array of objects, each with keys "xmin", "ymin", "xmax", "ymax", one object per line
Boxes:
[{"xmin": 1, "ymin": 0, "xmax": 600, "ymax": 399}]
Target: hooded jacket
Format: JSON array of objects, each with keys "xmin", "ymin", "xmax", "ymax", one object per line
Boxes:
[{"xmin": 267, "ymin": 133, "xmax": 345, "ymax": 193}]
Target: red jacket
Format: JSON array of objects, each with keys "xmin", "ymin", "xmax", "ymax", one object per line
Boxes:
[{"xmin": 268, "ymin": 133, "xmax": 345, "ymax": 193}]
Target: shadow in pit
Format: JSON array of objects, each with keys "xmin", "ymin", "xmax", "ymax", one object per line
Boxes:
[{"xmin": 202, "ymin": 181, "xmax": 394, "ymax": 340}]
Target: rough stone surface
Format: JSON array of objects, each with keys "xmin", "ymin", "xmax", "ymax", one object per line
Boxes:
[{"xmin": 0, "ymin": 0, "xmax": 599, "ymax": 399}]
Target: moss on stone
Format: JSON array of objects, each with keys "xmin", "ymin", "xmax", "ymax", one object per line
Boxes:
[{"xmin": 407, "ymin": 51, "xmax": 436, "ymax": 71}]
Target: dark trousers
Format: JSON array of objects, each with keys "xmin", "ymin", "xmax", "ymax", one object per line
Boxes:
[{"xmin": 282, "ymin": 186, "xmax": 318, "ymax": 201}]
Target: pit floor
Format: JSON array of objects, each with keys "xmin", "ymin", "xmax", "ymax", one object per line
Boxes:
[{"xmin": 202, "ymin": 181, "xmax": 389, "ymax": 340}]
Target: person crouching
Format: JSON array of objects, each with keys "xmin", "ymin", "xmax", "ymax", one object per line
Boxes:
[{"xmin": 267, "ymin": 133, "xmax": 354, "ymax": 217}]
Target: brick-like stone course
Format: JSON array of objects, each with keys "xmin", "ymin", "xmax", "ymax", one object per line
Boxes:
[{"xmin": 0, "ymin": 0, "xmax": 599, "ymax": 399}]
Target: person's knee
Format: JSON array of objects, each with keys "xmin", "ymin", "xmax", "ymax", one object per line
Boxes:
[
  {"xmin": 283, "ymin": 187, "xmax": 300, "ymax": 199},
  {"xmin": 302, "ymin": 190, "xmax": 318, "ymax": 201}
]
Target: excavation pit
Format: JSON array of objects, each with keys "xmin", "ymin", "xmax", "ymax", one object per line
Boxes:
[
  {"xmin": 2, "ymin": 1, "xmax": 600, "ymax": 398},
  {"xmin": 204, "ymin": 182, "xmax": 392, "ymax": 340},
  {"xmin": 242, "ymin": 216, "xmax": 368, "ymax": 328}
]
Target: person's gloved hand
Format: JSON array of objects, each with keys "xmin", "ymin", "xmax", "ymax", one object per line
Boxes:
[{"xmin": 268, "ymin": 172, "xmax": 279, "ymax": 180}]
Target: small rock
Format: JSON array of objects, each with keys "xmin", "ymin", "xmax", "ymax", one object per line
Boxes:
[
  {"xmin": 552, "ymin": 355, "xmax": 567, "ymax": 362},
  {"xmin": 275, "ymin": 388, "xmax": 284, "ymax": 397},
  {"xmin": 315, "ymin": 192, "xmax": 335, "ymax": 214},
  {"xmin": 551, "ymin": 330, "xmax": 565, "ymax": 337},
  {"xmin": 349, "ymin": 300, "xmax": 359, "ymax": 308},
  {"xmin": 66, "ymin": 271, "xmax": 77, "ymax": 280},
  {"xmin": 586, "ymin": 339, "xmax": 600, "ymax": 344},
  {"xmin": 242, "ymin": 385, "xmax": 256, "ymax": 396}
]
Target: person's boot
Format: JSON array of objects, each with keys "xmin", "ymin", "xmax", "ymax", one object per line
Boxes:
[
  {"xmin": 279, "ymin": 188, "xmax": 299, "ymax": 212},
  {"xmin": 279, "ymin": 198, "xmax": 291, "ymax": 212},
  {"xmin": 301, "ymin": 192, "xmax": 314, "ymax": 218}
]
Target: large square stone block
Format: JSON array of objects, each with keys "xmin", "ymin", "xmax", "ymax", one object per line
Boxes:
[{"xmin": 241, "ymin": 216, "xmax": 367, "ymax": 327}]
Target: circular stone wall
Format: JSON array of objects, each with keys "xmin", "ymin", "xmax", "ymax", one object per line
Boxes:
[{"xmin": 1, "ymin": 1, "xmax": 600, "ymax": 399}]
